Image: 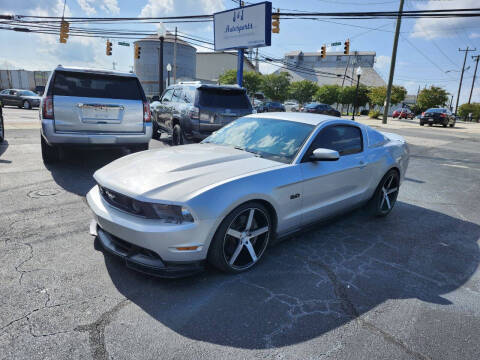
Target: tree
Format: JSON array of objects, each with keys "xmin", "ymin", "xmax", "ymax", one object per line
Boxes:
[
  {"xmin": 314, "ymin": 85, "xmax": 340, "ymax": 105},
  {"xmin": 288, "ymin": 80, "xmax": 319, "ymax": 104},
  {"xmin": 368, "ymin": 85, "xmax": 407, "ymax": 109},
  {"xmin": 417, "ymin": 86, "xmax": 449, "ymax": 111},
  {"xmin": 260, "ymin": 72, "xmax": 292, "ymax": 102},
  {"xmin": 218, "ymin": 70, "xmax": 263, "ymax": 96},
  {"xmin": 338, "ymin": 85, "xmax": 369, "ymax": 108},
  {"xmin": 458, "ymin": 103, "xmax": 480, "ymax": 121}
]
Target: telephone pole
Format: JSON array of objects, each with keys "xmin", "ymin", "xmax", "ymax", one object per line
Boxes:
[
  {"xmin": 382, "ymin": 0, "xmax": 404, "ymax": 124},
  {"xmin": 173, "ymin": 27, "xmax": 177, "ymax": 84},
  {"xmin": 455, "ymin": 47, "xmax": 476, "ymax": 114},
  {"xmin": 469, "ymin": 54, "xmax": 480, "ymax": 104}
]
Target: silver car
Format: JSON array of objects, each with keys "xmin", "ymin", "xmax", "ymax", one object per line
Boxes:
[
  {"xmin": 40, "ymin": 66, "xmax": 152, "ymax": 163},
  {"xmin": 87, "ymin": 113, "xmax": 409, "ymax": 277}
]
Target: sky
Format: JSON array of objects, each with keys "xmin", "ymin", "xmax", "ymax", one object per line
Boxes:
[{"xmin": 0, "ymin": 0, "xmax": 479, "ymax": 104}]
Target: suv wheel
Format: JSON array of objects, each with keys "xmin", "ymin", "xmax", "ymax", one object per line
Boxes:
[
  {"xmin": 41, "ymin": 135, "xmax": 59, "ymax": 164},
  {"xmin": 152, "ymin": 121, "xmax": 161, "ymax": 140},
  {"xmin": 172, "ymin": 124, "xmax": 184, "ymax": 146}
]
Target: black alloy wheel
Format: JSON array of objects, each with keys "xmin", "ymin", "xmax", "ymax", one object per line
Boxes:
[{"xmin": 369, "ymin": 169, "xmax": 400, "ymax": 217}]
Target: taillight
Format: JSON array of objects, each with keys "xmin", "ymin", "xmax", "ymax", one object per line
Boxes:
[
  {"xmin": 189, "ymin": 107, "xmax": 199, "ymax": 120},
  {"xmin": 421, "ymin": 112, "xmax": 425, "ymax": 116},
  {"xmin": 440, "ymin": 113, "xmax": 447, "ymax": 118},
  {"xmin": 143, "ymin": 101, "xmax": 151, "ymax": 123},
  {"xmin": 42, "ymin": 96, "xmax": 54, "ymax": 119}
]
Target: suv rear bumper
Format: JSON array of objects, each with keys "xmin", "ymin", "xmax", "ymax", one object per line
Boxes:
[{"xmin": 41, "ymin": 119, "xmax": 152, "ymax": 145}]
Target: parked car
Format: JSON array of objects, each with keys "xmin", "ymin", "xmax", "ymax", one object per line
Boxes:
[
  {"xmin": 0, "ymin": 89, "xmax": 41, "ymax": 109},
  {"xmin": 40, "ymin": 66, "xmax": 152, "ymax": 163},
  {"xmin": 256, "ymin": 101, "xmax": 285, "ymax": 113},
  {"xmin": 87, "ymin": 113, "xmax": 409, "ymax": 277},
  {"xmin": 392, "ymin": 108, "xmax": 414, "ymax": 119},
  {"xmin": 35, "ymin": 85, "xmax": 45, "ymax": 96},
  {"xmin": 419, "ymin": 108, "xmax": 456, "ymax": 127},
  {"xmin": 151, "ymin": 83, "xmax": 253, "ymax": 145},
  {"xmin": 0, "ymin": 100, "xmax": 4, "ymax": 143},
  {"xmin": 303, "ymin": 102, "xmax": 341, "ymax": 117},
  {"xmin": 284, "ymin": 100, "xmax": 299, "ymax": 112}
]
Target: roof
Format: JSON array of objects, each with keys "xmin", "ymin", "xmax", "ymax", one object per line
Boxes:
[
  {"xmin": 134, "ymin": 33, "xmax": 194, "ymax": 48},
  {"xmin": 285, "ymin": 51, "xmax": 376, "ymax": 57},
  {"xmin": 54, "ymin": 65, "xmax": 136, "ymax": 77},
  {"xmin": 244, "ymin": 112, "xmax": 340, "ymax": 126}
]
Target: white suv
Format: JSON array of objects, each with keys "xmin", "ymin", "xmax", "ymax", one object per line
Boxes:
[{"xmin": 40, "ymin": 66, "xmax": 152, "ymax": 163}]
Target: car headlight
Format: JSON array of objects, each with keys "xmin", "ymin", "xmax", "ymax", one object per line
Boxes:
[{"xmin": 151, "ymin": 203, "xmax": 194, "ymax": 224}]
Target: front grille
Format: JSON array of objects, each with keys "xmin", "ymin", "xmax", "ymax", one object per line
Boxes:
[{"xmin": 99, "ymin": 185, "xmax": 146, "ymax": 217}]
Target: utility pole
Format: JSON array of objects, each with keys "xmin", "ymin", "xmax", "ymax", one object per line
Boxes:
[
  {"xmin": 469, "ymin": 55, "xmax": 480, "ymax": 104},
  {"xmin": 173, "ymin": 27, "xmax": 177, "ymax": 84},
  {"xmin": 338, "ymin": 55, "xmax": 351, "ymax": 112},
  {"xmin": 112, "ymin": 61, "xmax": 116, "ymax": 70},
  {"xmin": 382, "ymin": 0, "xmax": 404, "ymax": 124},
  {"xmin": 455, "ymin": 47, "xmax": 476, "ymax": 114}
]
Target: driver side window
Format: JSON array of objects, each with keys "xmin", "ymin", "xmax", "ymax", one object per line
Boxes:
[
  {"xmin": 161, "ymin": 89, "xmax": 174, "ymax": 102},
  {"xmin": 303, "ymin": 125, "xmax": 363, "ymax": 161}
]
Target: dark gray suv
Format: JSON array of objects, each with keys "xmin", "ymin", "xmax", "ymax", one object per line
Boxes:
[{"xmin": 151, "ymin": 82, "xmax": 253, "ymax": 145}]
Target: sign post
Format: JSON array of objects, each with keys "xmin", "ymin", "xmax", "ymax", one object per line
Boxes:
[{"xmin": 214, "ymin": 2, "xmax": 272, "ymax": 87}]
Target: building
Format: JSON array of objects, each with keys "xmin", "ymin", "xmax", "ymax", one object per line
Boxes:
[
  {"xmin": 196, "ymin": 51, "xmax": 256, "ymax": 83},
  {"xmin": 279, "ymin": 51, "xmax": 386, "ymax": 87},
  {"xmin": 0, "ymin": 70, "xmax": 51, "ymax": 90},
  {"xmin": 134, "ymin": 34, "xmax": 197, "ymax": 97}
]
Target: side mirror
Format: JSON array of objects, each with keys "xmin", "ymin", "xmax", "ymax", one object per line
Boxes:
[
  {"xmin": 162, "ymin": 98, "xmax": 169, "ymax": 103},
  {"xmin": 310, "ymin": 148, "xmax": 340, "ymax": 161}
]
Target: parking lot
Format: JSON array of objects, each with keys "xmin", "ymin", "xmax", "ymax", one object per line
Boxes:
[{"xmin": 1, "ymin": 106, "xmax": 480, "ymax": 359}]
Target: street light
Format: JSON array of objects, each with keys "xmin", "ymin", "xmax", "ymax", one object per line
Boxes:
[
  {"xmin": 352, "ymin": 66, "xmax": 363, "ymax": 121},
  {"xmin": 166, "ymin": 63, "xmax": 172, "ymax": 86},
  {"xmin": 157, "ymin": 22, "xmax": 166, "ymax": 96}
]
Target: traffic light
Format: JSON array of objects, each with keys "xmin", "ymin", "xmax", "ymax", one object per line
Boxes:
[
  {"xmin": 134, "ymin": 44, "xmax": 141, "ymax": 59},
  {"xmin": 272, "ymin": 9, "xmax": 280, "ymax": 34},
  {"xmin": 321, "ymin": 44, "xmax": 326, "ymax": 58},
  {"xmin": 106, "ymin": 40, "xmax": 112, "ymax": 56},
  {"xmin": 344, "ymin": 39, "xmax": 350, "ymax": 55},
  {"xmin": 59, "ymin": 20, "xmax": 69, "ymax": 44}
]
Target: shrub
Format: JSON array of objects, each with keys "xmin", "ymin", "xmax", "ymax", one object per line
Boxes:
[{"xmin": 369, "ymin": 110, "xmax": 381, "ymax": 119}]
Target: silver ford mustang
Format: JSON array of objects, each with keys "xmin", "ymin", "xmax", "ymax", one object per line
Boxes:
[{"xmin": 87, "ymin": 113, "xmax": 409, "ymax": 277}]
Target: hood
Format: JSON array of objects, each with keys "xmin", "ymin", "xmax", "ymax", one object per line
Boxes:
[{"xmin": 94, "ymin": 143, "xmax": 282, "ymax": 202}]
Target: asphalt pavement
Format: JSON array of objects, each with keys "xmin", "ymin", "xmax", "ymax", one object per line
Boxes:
[{"xmin": 1, "ymin": 107, "xmax": 480, "ymax": 360}]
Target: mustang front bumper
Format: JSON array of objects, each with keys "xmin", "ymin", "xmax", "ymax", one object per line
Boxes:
[{"xmin": 86, "ymin": 185, "xmax": 216, "ymax": 277}]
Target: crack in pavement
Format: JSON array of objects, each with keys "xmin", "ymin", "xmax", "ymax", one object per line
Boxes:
[{"xmin": 74, "ymin": 299, "xmax": 130, "ymax": 360}]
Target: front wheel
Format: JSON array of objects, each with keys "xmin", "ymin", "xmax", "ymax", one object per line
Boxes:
[
  {"xmin": 449, "ymin": 123, "xmax": 455, "ymax": 128},
  {"xmin": 23, "ymin": 100, "xmax": 31, "ymax": 109},
  {"xmin": 171, "ymin": 124, "xmax": 184, "ymax": 146},
  {"xmin": 368, "ymin": 169, "xmax": 400, "ymax": 217},
  {"xmin": 208, "ymin": 202, "xmax": 272, "ymax": 273},
  {"xmin": 0, "ymin": 111, "xmax": 4, "ymax": 143},
  {"xmin": 420, "ymin": 122, "xmax": 424, "ymax": 126}
]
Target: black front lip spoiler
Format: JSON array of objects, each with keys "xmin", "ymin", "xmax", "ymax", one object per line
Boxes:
[{"xmin": 92, "ymin": 222, "xmax": 205, "ymax": 278}]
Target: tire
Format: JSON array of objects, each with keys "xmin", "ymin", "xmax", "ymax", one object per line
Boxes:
[
  {"xmin": 449, "ymin": 123, "xmax": 455, "ymax": 128},
  {"xmin": 23, "ymin": 100, "xmax": 31, "ymax": 110},
  {"xmin": 130, "ymin": 143, "xmax": 149, "ymax": 153},
  {"xmin": 41, "ymin": 135, "xmax": 59, "ymax": 164},
  {"xmin": 208, "ymin": 201, "xmax": 272, "ymax": 273},
  {"xmin": 171, "ymin": 124, "xmax": 184, "ymax": 146},
  {"xmin": 0, "ymin": 112, "xmax": 4, "ymax": 143},
  {"xmin": 368, "ymin": 169, "xmax": 400, "ymax": 217},
  {"xmin": 428, "ymin": 123, "xmax": 433, "ymax": 127},
  {"xmin": 420, "ymin": 122, "xmax": 424, "ymax": 126},
  {"xmin": 152, "ymin": 121, "xmax": 161, "ymax": 140}
]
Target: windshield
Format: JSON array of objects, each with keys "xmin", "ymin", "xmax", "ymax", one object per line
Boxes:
[
  {"xmin": 202, "ymin": 117, "xmax": 314, "ymax": 164},
  {"xmin": 426, "ymin": 108, "xmax": 446, "ymax": 113},
  {"xmin": 20, "ymin": 90, "xmax": 37, "ymax": 96},
  {"xmin": 305, "ymin": 103, "xmax": 319, "ymax": 108}
]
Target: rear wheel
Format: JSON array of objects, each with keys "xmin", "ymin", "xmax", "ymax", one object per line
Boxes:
[
  {"xmin": 449, "ymin": 123, "xmax": 455, "ymax": 128},
  {"xmin": 208, "ymin": 202, "xmax": 272, "ymax": 273},
  {"xmin": 0, "ymin": 110, "xmax": 4, "ymax": 143},
  {"xmin": 428, "ymin": 123, "xmax": 433, "ymax": 127},
  {"xmin": 41, "ymin": 135, "xmax": 59, "ymax": 164},
  {"xmin": 152, "ymin": 121, "xmax": 161, "ymax": 140},
  {"xmin": 420, "ymin": 122, "xmax": 424, "ymax": 126},
  {"xmin": 368, "ymin": 169, "xmax": 400, "ymax": 217},
  {"xmin": 171, "ymin": 124, "xmax": 184, "ymax": 146}
]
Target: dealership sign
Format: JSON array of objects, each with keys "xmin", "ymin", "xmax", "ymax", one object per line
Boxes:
[{"xmin": 214, "ymin": 2, "xmax": 272, "ymax": 51}]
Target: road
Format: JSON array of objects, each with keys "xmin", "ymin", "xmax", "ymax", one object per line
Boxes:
[{"xmin": 1, "ymin": 107, "xmax": 480, "ymax": 360}]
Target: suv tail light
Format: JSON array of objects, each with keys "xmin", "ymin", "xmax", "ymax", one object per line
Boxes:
[
  {"xmin": 440, "ymin": 113, "xmax": 447, "ymax": 118},
  {"xmin": 189, "ymin": 107, "xmax": 199, "ymax": 120},
  {"xmin": 421, "ymin": 112, "xmax": 425, "ymax": 116},
  {"xmin": 42, "ymin": 96, "xmax": 54, "ymax": 119},
  {"xmin": 143, "ymin": 101, "xmax": 151, "ymax": 123}
]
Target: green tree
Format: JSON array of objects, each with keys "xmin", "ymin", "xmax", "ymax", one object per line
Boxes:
[
  {"xmin": 368, "ymin": 85, "xmax": 407, "ymax": 109},
  {"xmin": 458, "ymin": 103, "xmax": 480, "ymax": 121},
  {"xmin": 314, "ymin": 84, "xmax": 340, "ymax": 105},
  {"xmin": 417, "ymin": 86, "xmax": 449, "ymax": 111},
  {"xmin": 339, "ymin": 85, "xmax": 369, "ymax": 108},
  {"xmin": 338, "ymin": 86, "xmax": 356, "ymax": 106},
  {"xmin": 218, "ymin": 70, "xmax": 263, "ymax": 96},
  {"xmin": 260, "ymin": 72, "xmax": 292, "ymax": 102},
  {"xmin": 288, "ymin": 80, "xmax": 319, "ymax": 104}
]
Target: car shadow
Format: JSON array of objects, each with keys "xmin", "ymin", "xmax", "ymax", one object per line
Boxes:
[
  {"xmin": 45, "ymin": 147, "xmax": 129, "ymax": 196},
  {"xmin": 102, "ymin": 201, "xmax": 480, "ymax": 349}
]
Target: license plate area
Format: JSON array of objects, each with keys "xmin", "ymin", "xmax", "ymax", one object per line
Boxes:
[{"xmin": 80, "ymin": 104, "xmax": 122, "ymax": 124}]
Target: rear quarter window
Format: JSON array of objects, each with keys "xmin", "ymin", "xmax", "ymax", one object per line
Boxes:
[{"xmin": 52, "ymin": 71, "xmax": 144, "ymax": 100}]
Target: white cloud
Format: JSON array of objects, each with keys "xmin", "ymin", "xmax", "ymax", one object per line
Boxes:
[
  {"xmin": 100, "ymin": 0, "xmax": 119, "ymax": 14},
  {"xmin": 374, "ymin": 55, "xmax": 391, "ymax": 71},
  {"xmin": 470, "ymin": 33, "xmax": 480, "ymax": 39},
  {"xmin": 259, "ymin": 61, "xmax": 277, "ymax": 75},
  {"xmin": 139, "ymin": 0, "xmax": 223, "ymax": 17},
  {"xmin": 77, "ymin": 0, "xmax": 96, "ymax": 15},
  {"xmin": 410, "ymin": 0, "xmax": 479, "ymax": 40},
  {"xmin": 76, "ymin": 0, "xmax": 119, "ymax": 15}
]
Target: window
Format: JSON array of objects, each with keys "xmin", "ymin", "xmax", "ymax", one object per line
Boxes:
[
  {"xmin": 52, "ymin": 71, "xmax": 144, "ymax": 100},
  {"xmin": 197, "ymin": 88, "xmax": 251, "ymax": 109},
  {"xmin": 161, "ymin": 89, "xmax": 174, "ymax": 102},
  {"xmin": 183, "ymin": 86, "xmax": 196, "ymax": 103},
  {"xmin": 304, "ymin": 125, "xmax": 363, "ymax": 160},
  {"xmin": 0, "ymin": 90, "xmax": 9, "ymax": 95},
  {"xmin": 20, "ymin": 90, "xmax": 37, "ymax": 96},
  {"xmin": 336, "ymin": 56, "xmax": 342, "ymax": 62},
  {"xmin": 172, "ymin": 88, "xmax": 183, "ymax": 102}
]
